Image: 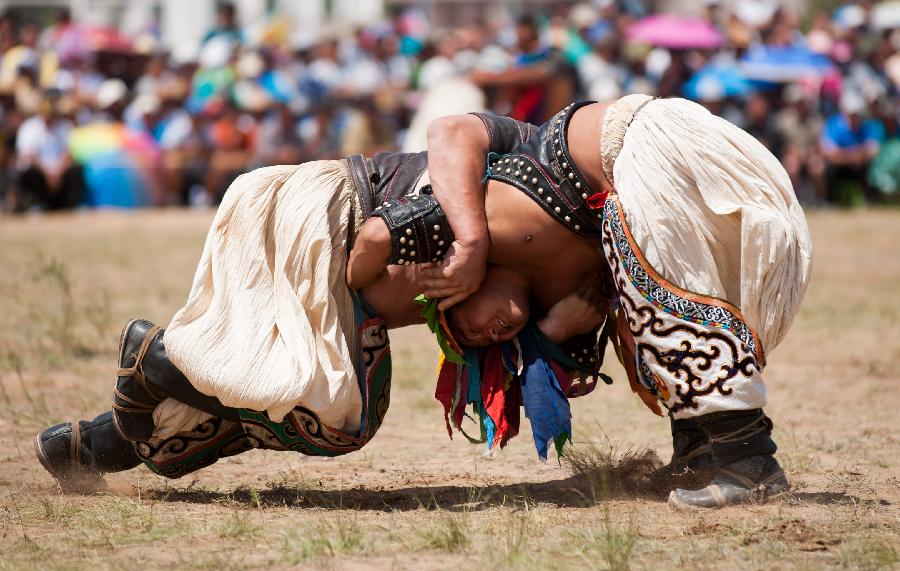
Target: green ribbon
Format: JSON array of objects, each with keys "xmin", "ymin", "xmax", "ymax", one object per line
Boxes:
[{"xmin": 415, "ymin": 294, "xmax": 465, "ymax": 364}]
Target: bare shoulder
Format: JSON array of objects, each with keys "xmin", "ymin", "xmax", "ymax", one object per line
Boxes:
[
  {"xmin": 568, "ymin": 101, "xmax": 614, "ymax": 193},
  {"xmin": 569, "ymin": 101, "xmax": 611, "ymax": 137}
]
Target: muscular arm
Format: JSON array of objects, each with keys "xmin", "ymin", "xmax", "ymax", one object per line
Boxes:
[
  {"xmin": 420, "ymin": 115, "xmax": 493, "ymax": 309},
  {"xmin": 346, "ymin": 218, "xmax": 391, "ymax": 290},
  {"xmin": 422, "ymin": 113, "xmax": 534, "ymax": 309}
]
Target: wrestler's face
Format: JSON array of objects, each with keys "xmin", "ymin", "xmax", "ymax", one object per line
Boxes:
[{"xmin": 447, "ymin": 268, "xmax": 529, "ymax": 347}]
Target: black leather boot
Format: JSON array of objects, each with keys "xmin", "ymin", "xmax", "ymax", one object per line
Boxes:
[
  {"xmin": 112, "ymin": 319, "xmax": 239, "ymax": 442},
  {"xmin": 668, "ymin": 409, "xmax": 790, "ymax": 509},
  {"xmin": 641, "ymin": 416, "xmax": 716, "ymax": 495},
  {"xmin": 34, "ymin": 411, "xmax": 141, "ymax": 493}
]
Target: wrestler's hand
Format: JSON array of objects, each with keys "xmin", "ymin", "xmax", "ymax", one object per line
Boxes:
[
  {"xmin": 421, "ymin": 239, "xmax": 489, "ymax": 310},
  {"xmin": 537, "ymin": 293, "xmax": 606, "ymax": 344}
]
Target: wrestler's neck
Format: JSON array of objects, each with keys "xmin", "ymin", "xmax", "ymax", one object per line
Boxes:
[{"xmin": 568, "ymin": 102, "xmax": 614, "ymax": 195}]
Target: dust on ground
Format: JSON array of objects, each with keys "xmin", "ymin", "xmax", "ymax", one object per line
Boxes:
[{"xmin": 0, "ymin": 209, "xmax": 898, "ymax": 570}]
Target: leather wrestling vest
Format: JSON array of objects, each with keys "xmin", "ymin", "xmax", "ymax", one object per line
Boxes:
[{"xmin": 344, "ymin": 100, "xmax": 602, "ymax": 238}]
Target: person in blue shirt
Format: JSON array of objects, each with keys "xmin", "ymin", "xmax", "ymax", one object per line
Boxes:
[{"xmin": 820, "ymin": 92, "xmax": 884, "ymax": 204}]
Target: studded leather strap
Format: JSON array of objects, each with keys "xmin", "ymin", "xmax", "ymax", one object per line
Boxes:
[{"xmin": 371, "ymin": 185, "xmax": 454, "ymax": 265}]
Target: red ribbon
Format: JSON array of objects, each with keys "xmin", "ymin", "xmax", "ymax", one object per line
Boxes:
[{"xmin": 587, "ymin": 191, "xmax": 608, "ymax": 210}]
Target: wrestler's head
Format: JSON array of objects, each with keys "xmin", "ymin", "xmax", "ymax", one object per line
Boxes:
[{"xmin": 446, "ymin": 266, "xmax": 530, "ymax": 347}]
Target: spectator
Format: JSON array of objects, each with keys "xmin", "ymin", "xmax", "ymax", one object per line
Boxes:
[
  {"xmin": 203, "ymin": 2, "xmax": 242, "ymax": 47},
  {"xmin": 821, "ymin": 92, "xmax": 884, "ymax": 205},
  {"xmin": 775, "ymin": 85, "xmax": 826, "ymax": 202},
  {"xmin": 867, "ymin": 101, "xmax": 900, "ymax": 197},
  {"xmin": 134, "ymin": 55, "xmax": 171, "ymax": 96},
  {"xmin": 744, "ymin": 93, "xmax": 783, "ymax": 159},
  {"xmin": 470, "ymin": 14, "xmax": 574, "ymax": 123},
  {"xmin": 206, "ymin": 102, "xmax": 254, "ymax": 202},
  {"xmin": 416, "ymin": 32, "xmax": 460, "ymax": 90},
  {"xmin": 253, "ymin": 102, "xmax": 304, "ymax": 166},
  {"xmin": 0, "ymin": 2, "xmax": 897, "ymax": 212},
  {"xmin": 0, "ymin": 22, "xmax": 38, "ymax": 92},
  {"xmin": 14, "ymin": 97, "xmax": 82, "ymax": 210}
]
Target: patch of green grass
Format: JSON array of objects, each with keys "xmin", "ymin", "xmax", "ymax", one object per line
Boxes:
[
  {"xmin": 81, "ymin": 496, "xmax": 155, "ymax": 532},
  {"xmin": 281, "ymin": 514, "xmax": 368, "ymax": 564},
  {"xmin": 499, "ymin": 509, "xmax": 535, "ymax": 565},
  {"xmin": 417, "ymin": 511, "xmax": 471, "ymax": 552},
  {"xmin": 838, "ymin": 536, "xmax": 899, "ymax": 570},
  {"xmin": 570, "ymin": 509, "xmax": 637, "ymax": 571},
  {"xmin": 282, "ymin": 526, "xmax": 336, "ymax": 563},
  {"xmin": 36, "ymin": 497, "xmax": 82, "ymax": 523},
  {"xmin": 248, "ymin": 487, "xmax": 261, "ymax": 509},
  {"xmin": 333, "ymin": 513, "xmax": 366, "ymax": 553},
  {"xmin": 216, "ymin": 509, "xmax": 261, "ymax": 539},
  {"xmin": 0, "ymin": 537, "xmax": 53, "ymax": 571}
]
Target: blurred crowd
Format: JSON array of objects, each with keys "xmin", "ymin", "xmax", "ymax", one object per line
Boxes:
[{"xmin": 1, "ymin": 1, "xmax": 899, "ymax": 213}]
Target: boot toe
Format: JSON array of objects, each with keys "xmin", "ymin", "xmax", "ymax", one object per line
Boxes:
[
  {"xmin": 668, "ymin": 458, "xmax": 791, "ymax": 510},
  {"xmin": 33, "ymin": 425, "xmax": 105, "ymax": 494},
  {"xmin": 668, "ymin": 482, "xmax": 750, "ymax": 509}
]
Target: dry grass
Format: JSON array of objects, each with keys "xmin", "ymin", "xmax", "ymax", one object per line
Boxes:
[{"xmin": 0, "ymin": 209, "xmax": 898, "ymax": 570}]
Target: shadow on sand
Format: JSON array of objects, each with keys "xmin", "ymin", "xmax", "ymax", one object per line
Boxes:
[
  {"xmin": 145, "ymin": 450, "xmax": 876, "ymax": 511},
  {"xmin": 149, "ymin": 450, "xmax": 666, "ymax": 512}
]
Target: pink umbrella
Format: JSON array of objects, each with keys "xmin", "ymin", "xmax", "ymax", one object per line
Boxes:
[{"xmin": 626, "ymin": 15, "xmax": 723, "ymax": 50}]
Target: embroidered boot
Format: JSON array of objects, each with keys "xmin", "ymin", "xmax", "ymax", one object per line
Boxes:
[
  {"xmin": 112, "ymin": 319, "xmax": 239, "ymax": 442},
  {"xmin": 641, "ymin": 416, "xmax": 716, "ymax": 495},
  {"xmin": 668, "ymin": 409, "xmax": 790, "ymax": 509},
  {"xmin": 34, "ymin": 411, "xmax": 141, "ymax": 493}
]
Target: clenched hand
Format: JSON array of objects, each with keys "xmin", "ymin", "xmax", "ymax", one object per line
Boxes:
[{"xmin": 420, "ymin": 239, "xmax": 489, "ymax": 310}]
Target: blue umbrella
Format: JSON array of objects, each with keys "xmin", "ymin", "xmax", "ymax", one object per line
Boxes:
[
  {"xmin": 740, "ymin": 45, "xmax": 835, "ymax": 82},
  {"xmin": 82, "ymin": 151, "xmax": 152, "ymax": 208},
  {"xmin": 684, "ymin": 64, "xmax": 755, "ymax": 100}
]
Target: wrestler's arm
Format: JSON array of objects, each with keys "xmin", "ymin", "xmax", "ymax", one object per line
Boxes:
[
  {"xmin": 422, "ymin": 113, "xmax": 533, "ymax": 310},
  {"xmin": 420, "ymin": 115, "xmax": 493, "ymax": 310},
  {"xmin": 346, "ymin": 218, "xmax": 391, "ymax": 290}
]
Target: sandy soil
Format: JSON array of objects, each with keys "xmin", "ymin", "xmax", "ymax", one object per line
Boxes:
[{"xmin": 0, "ymin": 209, "xmax": 897, "ymax": 570}]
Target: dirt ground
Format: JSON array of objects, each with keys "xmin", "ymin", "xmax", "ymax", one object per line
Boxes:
[{"xmin": 0, "ymin": 209, "xmax": 897, "ymax": 571}]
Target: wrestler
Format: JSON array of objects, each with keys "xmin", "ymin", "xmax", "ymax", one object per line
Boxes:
[
  {"xmin": 34, "ymin": 142, "xmax": 610, "ymax": 489},
  {"xmin": 420, "ymin": 97, "xmax": 813, "ymax": 508},
  {"xmin": 35, "ymin": 255, "xmax": 531, "ymax": 491}
]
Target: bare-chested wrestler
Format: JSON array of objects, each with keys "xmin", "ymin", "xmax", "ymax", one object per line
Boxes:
[{"xmin": 421, "ymin": 96, "xmax": 812, "ymax": 508}]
